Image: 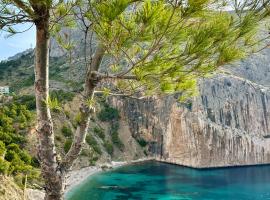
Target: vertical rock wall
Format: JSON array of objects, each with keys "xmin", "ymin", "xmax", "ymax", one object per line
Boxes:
[{"xmin": 112, "ymin": 49, "xmax": 270, "ymax": 168}]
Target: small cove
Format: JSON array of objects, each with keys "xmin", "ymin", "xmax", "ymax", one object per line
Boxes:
[{"xmin": 66, "ymin": 161, "xmax": 270, "ymax": 200}]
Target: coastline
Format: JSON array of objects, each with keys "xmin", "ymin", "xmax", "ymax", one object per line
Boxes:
[
  {"xmin": 27, "ymin": 157, "xmax": 154, "ymax": 200},
  {"xmin": 65, "ymin": 157, "xmax": 154, "ymax": 193}
]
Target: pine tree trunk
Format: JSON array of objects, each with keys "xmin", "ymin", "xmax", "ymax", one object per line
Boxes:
[
  {"xmin": 62, "ymin": 45, "xmax": 105, "ymax": 170},
  {"xmin": 33, "ymin": 5, "xmax": 105, "ymax": 197},
  {"xmin": 34, "ymin": 14, "xmax": 64, "ymax": 200}
]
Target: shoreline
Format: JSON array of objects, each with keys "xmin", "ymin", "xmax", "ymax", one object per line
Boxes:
[
  {"xmin": 26, "ymin": 157, "xmax": 270, "ymax": 199},
  {"xmin": 65, "ymin": 157, "xmax": 154, "ymax": 193},
  {"xmin": 27, "ymin": 157, "xmax": 154, "ymax": 200}
]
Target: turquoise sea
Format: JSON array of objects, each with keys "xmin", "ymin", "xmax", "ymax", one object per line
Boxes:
[{"xmin": 66, "ymin": 161, "xmax": 270, "ymax": 200}]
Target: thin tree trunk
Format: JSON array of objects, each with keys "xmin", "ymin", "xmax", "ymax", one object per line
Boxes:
[
  {"xmin": 34, "ymin": 6, "xmax": 105, "ymax": 196},
  {"xmin": 62, "ymin": 45, "xmax": 105, "ymax": 170},
  {"xmin": 35, "ymin": 15, "xmax": 64, "ymax": 200}
]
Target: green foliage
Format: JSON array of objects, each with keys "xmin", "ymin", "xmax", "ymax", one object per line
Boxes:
[
  {"xmin": 73, "ymin": 113, "xmax": 82, "ymax": 126},
  {"xmin": 111, "ymin": 121, "xmax": 119, "ymax": 132},
  {"xmin": 50, "ymin": 90, "xmax": 75, "ymax": 103},
  {"xmin": 47, "ymin": 97, "xmax": 61, "ymax": 112},
  {"xmin": 111, "ymin": 131, "xmax": 124, "ymax": 151},
  {"xmin": 0, "ymin": 102, "xmax": 33, "ymax": 147},
  {"xmin": 61, "ymin": 125, "xmax": 73, "ymax": 138},
  {"xmin": 98, "ymin": 104, "xmax": 119, "ymax": 122},
  {"xmin": 104, "ymin": 140, "xmax": 114, "ymax": 156},
  {"xmin": 14, "ymin": 95, "xmax": 36, "ymax": 110},
  {"xmin": 89, "ymin": 155, "xmax": 99, "ymax": 166},
  {"xmin": 0, "ymin": 141, "xmax": 6, "ymax": 157},
  {"xmin": 85, "ymin": 134, "xmax": 102, "ymax": 155},
  {"xmin": 64, "ymin": 139, "xmax": 72, "ymax": 153},
  {"xmin": 0, "ymin": 158, "xmax": 10, "ymax": 174},
  {"xmin": 18, "ymin": 151, "xmax": 32, "ymax": 165},
  {"xmin": 80, "ymin": 149, "xmax": 89, "ymax": 157},
  {"xmin": 93, "ymin": 126, "xmax": 105, "ymax": 141},
  {"xmin": 31, "ymin": 157, "xmax": 40, "ymax": 168},
  {"xmin": 0, "ymin": 52, "xmax": 33, "ymax": 84},
  {"xmin": 5, "ymin": 150, "xmax": 18, "ymax": 162},
  {"xmin": 82, "ymin": 0, "xmax": 268, "ymax": 101},
  {"xmin": 136, "ymin": 138, "xmax": 148, "ymax": 147},
  {"xmin": 0, "ymin": 100, "xmax": 37, "ymax": 177}
]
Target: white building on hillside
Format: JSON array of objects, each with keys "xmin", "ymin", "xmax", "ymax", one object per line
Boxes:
[{"xmin": 0, "ymin": 86, "xmax": 9, "ymax": 95}]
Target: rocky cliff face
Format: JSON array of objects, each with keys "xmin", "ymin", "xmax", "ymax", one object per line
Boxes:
[{"xmin": 112, "ymin": 48, "xmax": 270, "ymax": 168}]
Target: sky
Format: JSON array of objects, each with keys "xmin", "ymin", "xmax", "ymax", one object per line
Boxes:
[
  {"xmin": 0, "ymin": 23, "xmax": 36, "ymax": 61},
  {"xmin": 0, "ymin": 2, "xmax": 236, "ymax": 62}
]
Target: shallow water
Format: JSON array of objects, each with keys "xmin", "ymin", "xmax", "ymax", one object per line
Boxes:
[{"xmin": 66, "ymin": 161, "xmax": 270, "ymax": 200}]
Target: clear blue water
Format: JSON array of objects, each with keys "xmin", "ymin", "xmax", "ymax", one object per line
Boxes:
[{"xmin": 66, "ymin": 161, "xmax": 270, "ymax": 200}]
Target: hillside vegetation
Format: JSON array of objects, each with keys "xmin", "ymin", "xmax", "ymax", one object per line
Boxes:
[
  {"xmin": 0, "ymin": 48, "xmax": 147, "ymax": 170},
  {"xmin": 0, "ymin": 97, "xmax": 40, "ymax": 188}
]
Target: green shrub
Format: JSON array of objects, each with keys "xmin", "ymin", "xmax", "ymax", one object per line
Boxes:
[
  {"xmin": 61, "ymin": 125, "xmax": 73, "ymax": 138},
  {"xmin": 19, "ymin": 123, "xmax": 27, "ymax": 130},
  {"xmin": 5, "ymin": 150, "xmax": 18, "ymax": 162},
  {"xmin": 64, "ymin": 139, "xmax": 72, "ymax": 153},
  {"xmin": 7, "ymin": 144, "xmax": 20, "ymax": 153},
  {"xmin": 14, "ymin": 95, "xmax": 36, "ymax": 110},
  {"xmin": 89, "ymin": 156, "xmax": 99, "ymax": 166},
  {"xmin": 0, "ymin": 98, "xmax": 38, "ymax": 178},
  {"xmin": 80, "ymin": 149, "xmax": 89, "ymax": 157},
  {"xmin": 111, "ymin": 122, "xmax": 119, "ymax": 133},
  {"xmin": 0, "ymin": 132, "xmax": 12, "ymax": 144},
  {"xmin": 31, "ymin": 157, "xmax": 40, "ymax": 168},
  {"xmin": 0, "ymin": 141, "xmax": 6, "ymax": 157},
  {"xmin": 104, "ymin": 141, "xmax": 113, "ymax": 156},
  {"xmin": 111, "ymin": 131, "xmax": 124, "ymax": 151},
  {"xmin": 98, "ymin": 104, "xmax": 119, "ymax": 122},
  {"xmin": 136, "ymin": 138, "xmax": 148, "ymax": 147},
  {"xmin": 18, "ymin": 151, "xmax": 32, "ymax": 165},
  {"xmin": 93, "ymin": 126, "xmax": 105, "ymax": 140},
  {"xmin": 10, "ymin": 156, "xmax": 32, "ymax": 174},
  {"xmin": 144, "ymin": 150, "xmax": 148, "ymax": 156},
  {"xmin": 86, "ymin": 134, "xmax": 97, "ymax": 146},
  {"xmin": 73, "ymin": 113, "xmax": 82, "ymax": 126},
  {"xmin": 0, "ymin": 158, "xmax": 10, "ymax": 174},
  {"xmin": 86, "ymin": 135, "xmax": 102, "ymax": 155},
  {"xmin": 64, "ymin": 110, "xmax": 71, "ymax": 119},
  {"xmin": 50, "ymin": 90, "xmax": 75, "ymax": 103}
]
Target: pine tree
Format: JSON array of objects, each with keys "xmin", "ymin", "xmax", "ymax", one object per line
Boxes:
[{"xmin": 1, "ymin": 1, "xmax": 270, "ymax": 200}]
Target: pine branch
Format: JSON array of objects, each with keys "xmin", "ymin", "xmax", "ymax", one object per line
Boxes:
[
  {"xmin": 12, "ymin": 0, "xmax": 35, "ymax": 17},
  {"xmin": 94, "ymin": 71, "xmax": 138, "ymax": 80}
]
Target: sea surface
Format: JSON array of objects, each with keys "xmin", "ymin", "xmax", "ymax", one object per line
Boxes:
[{"xmin": 66, "ymin": 161, "xmax": 270, "ymax": 200}]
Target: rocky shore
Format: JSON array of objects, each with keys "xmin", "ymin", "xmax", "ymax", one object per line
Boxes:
[{"xmin": 27, "ymin": 157, "xmax": 153, "ymax": 200}]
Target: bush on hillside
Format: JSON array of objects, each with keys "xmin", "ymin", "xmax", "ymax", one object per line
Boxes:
[
  {"xmin": 85, "ymin": 135, "xmax": 102, "ymax": 155},
  {"xmin": 14, "ymin": 95, "xmax": 36, "ymax": 110},
  {"xmin": 50, "ymin": 90, "xmax": 75, "ymax": 103},
  {"xmin": 98, "ymin": 104, "xmax": 119, "ymax": 122},
  {"xmin": 0, "ymin": 95, "xmax": 39, "ymax": 183},
  {"xmin": 0, "ymin": 158, "xmax": 10, "ymax": 174},
  {"xmin": 136, "ymin": 138, "xmax": 148, "ymax": 147},
  {"xmin": 104, "ymin": 141, "xmax": 114, "ymax": 156},
  {"xmin": 61, "ymin": 125, "xmax": 73, "ymax": 138},
  {"xmin": 111, "ymin": 131, "xmax": 124, "ymax": 151},
  {"xmin": 64, "ymin": 139, "xmax": 72, "ymax": 153},
  {"xmin": 0, "ymin": 141, "xmax": 6, "ymax": 157},
  {"xmin": 93, "ymin": 126, "xmax": 105, "ymax": 140}
]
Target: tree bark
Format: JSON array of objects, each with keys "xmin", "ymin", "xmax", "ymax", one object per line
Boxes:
[
  {"xmin": 34, "ymin": 13, "xmax": 64, "ymax": 200},
  {"xmin": 62, "ymin": 45, "xmax": 105, "ymax": 170}
]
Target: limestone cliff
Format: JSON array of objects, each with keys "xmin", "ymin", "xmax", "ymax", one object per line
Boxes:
[{"xmin": 112, "ymin": 48, "xmax": 270, "ymax": 168}]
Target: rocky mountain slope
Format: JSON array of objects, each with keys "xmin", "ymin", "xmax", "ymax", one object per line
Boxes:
[{"xmin": 112, "ymin": 48, "xmax": 270, "ymax": 168}]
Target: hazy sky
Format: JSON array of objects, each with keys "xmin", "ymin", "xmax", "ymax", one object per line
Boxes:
[
  {"xmin": 0, "ymin": 3, "xmax": 235, "ymax": 61},
  {"xmin": 0, "ymin": 23, "xmax": 35, "ymax": 61}
]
